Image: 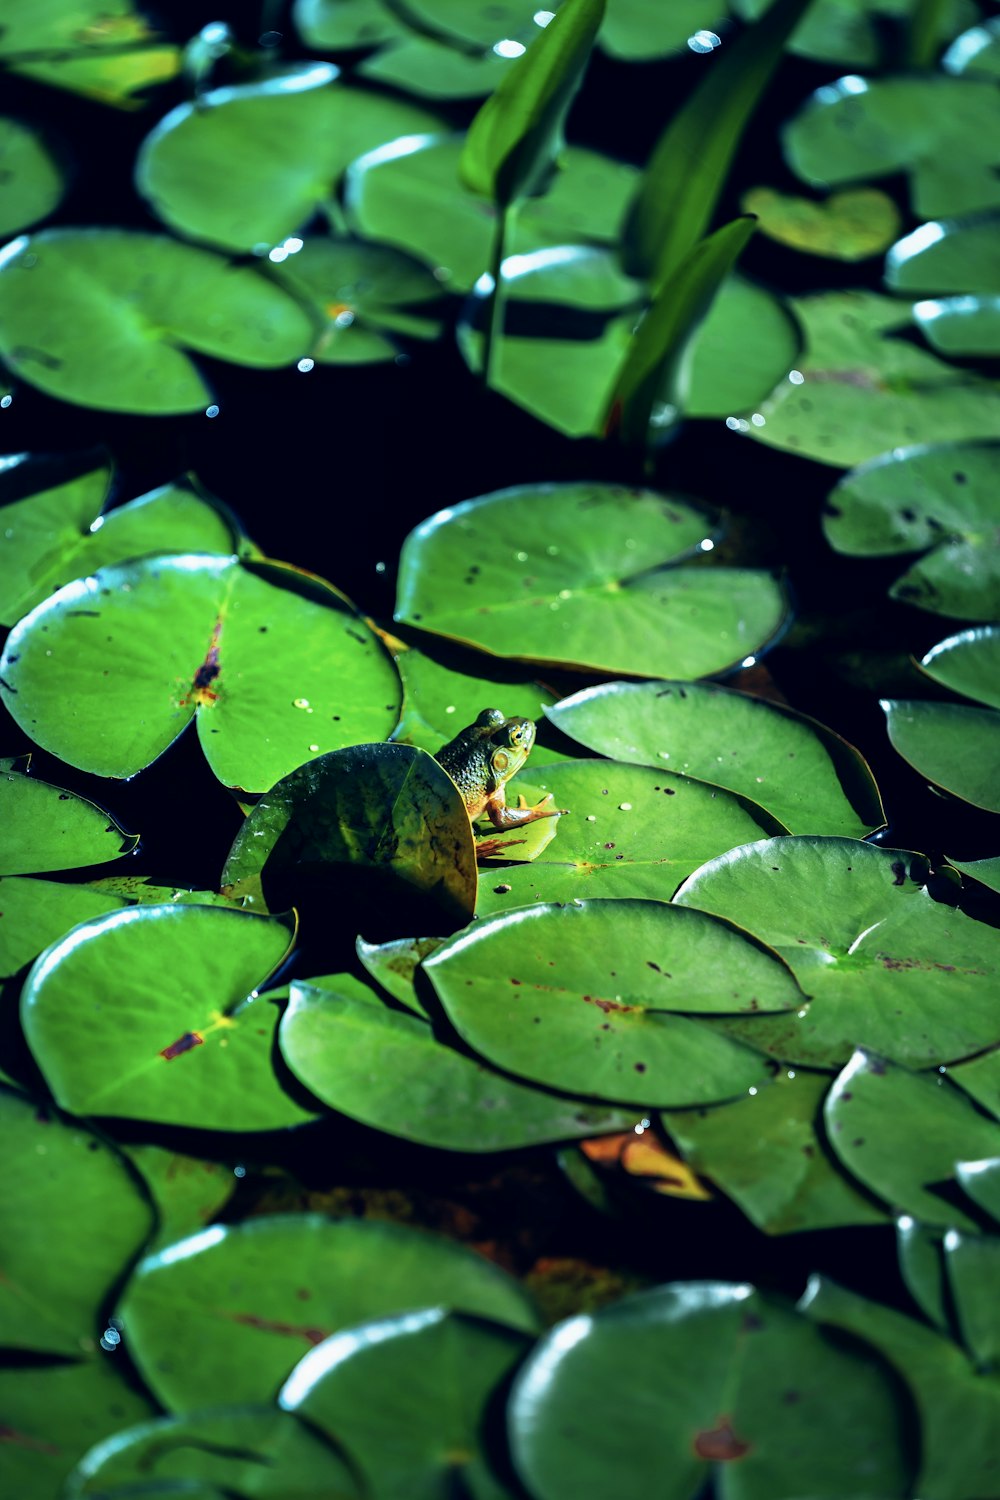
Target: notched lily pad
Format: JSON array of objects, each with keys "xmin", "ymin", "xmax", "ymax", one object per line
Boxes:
[
  {"xmin": 0, "ymin": 765, "xmax": 138, "ymax": 875},
  {"xmin": 396, "ymin": 482, "xmax": 787, "ymax": 678},
  {"xmin": 740, "ymin": 185, "xmax": 900, "ymax": 260}
]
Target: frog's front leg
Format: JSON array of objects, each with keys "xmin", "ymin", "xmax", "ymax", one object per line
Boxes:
[{"xmin": 486, "ymin": 786, "xmax": 568, "ymax": 830}]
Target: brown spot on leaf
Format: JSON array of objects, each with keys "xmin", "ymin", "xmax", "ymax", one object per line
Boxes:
[
  {"xmin": 227, "ymin": 1312, "xmax": 328, "ymax": 1344},
  {"xmin": 160, "ymin": 1031, "xmax": 204, "ymax": 1060},
  {"xmin": 693, "ymin": 1416, "xmax": 751, "ymax": 1461}
]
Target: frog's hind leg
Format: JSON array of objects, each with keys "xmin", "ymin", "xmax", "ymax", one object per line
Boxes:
[{"xmin": 474, "ymin": 834, "xmax": 528, "ymax": 863}]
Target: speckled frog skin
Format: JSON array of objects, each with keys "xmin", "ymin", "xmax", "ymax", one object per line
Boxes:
[{"xmin": 434, "ymin": 708, "xmax": 567, "ymax": 835}]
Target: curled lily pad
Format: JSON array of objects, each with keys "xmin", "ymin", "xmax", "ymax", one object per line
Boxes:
[
  {"xmin": 0, "ymin": 1088, "xmax": 155, "ymax": 1356},
  {"xmin": 546, "ymin": 679, "xmax": 883, "ymax": 838},
  {"xmin": 425, "ymin": 899, "xmax": 793, "ymax": 1107},
  {"xmin": 674, "ymin": 836, "xmax": 1000, "ymax": 1068},
  {"xmin": 885, "ymin": 211, "xmax": 1000, "ymax": 294},
  {"xmin": 825, "ymin": 1050, "xmax": 1000, "ymax": 1229},
  {"xmin": 136, "ymin": 64, "xmax": 442, "ymax": 253},
  {"xmin": 741, "ymin": 185, "xmax": 900, "ymax": 260},
  {"xmin": 881, "ymin": 698, "xmax": 1000, "ymax": 813},
  {"xmin": 0, "ymin": 553, "xmax": 400, "ymax": 791},
  {"xmin": 474, "ymin": 756, "xmax": 776, "ymax": 916},
  {"xmin": 281, "ymin": 1309, "xmax": 528, "ymax": 1498},
  {"xmin": 823, "ymin": 441, "xmax": 1000, "ymax": 619},
  {"xmin": 663, "ymin": 1067, "xmax": 888, "ymax": 1234},
  {"xmin": 0, "ymin": 229, "xmax": 314, "ymax": 413},
  {"xmin": 509, "ymin": 1281, "xmax": 912, "ymax": 1500},
  {"xmin": 920, "ymin": 625, "xmax": 1000, "ymax": 710},
  {"xmin": 118, "ymin": 1213, "xmax": 539, "ymax": 1410},
  {"xmin": 222, "ymin": 743, "xmax": 477, "ymax": 925},
  {"xmin": 0, "ymin": 115, "xmax": 65, "ymax": 237},
  {"xmin": 22, "ymin": 903, "xmax": 307, "ymax": 1128},
  {"xmin": 396, "ymin": 482, "xmax": 787, "ymax": 678},
  {"xmin": 743, "ymin": 292, "xmax": 1000, "ymax": 468},
  {"xmin": 282, "ymin": 974, "xmax": 637, "ymax": 1151},
  {"xmin": 783, "ymin": 75, "xmax": 1000, "ymax": 220},
  {"xmin": 0, "ymin": 454, "xmax": 238, "ymax": 626},
  {"xmin": 1, "ymin": 764, "xmax": 138, "ymax": 875}
]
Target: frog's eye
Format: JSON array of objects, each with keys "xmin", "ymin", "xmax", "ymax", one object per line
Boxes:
[{"xmin": 492, "ymin": 749, "xmax": 510, "ymax": 774}]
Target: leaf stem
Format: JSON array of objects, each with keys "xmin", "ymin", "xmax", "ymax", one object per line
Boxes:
[{"xmin": 482, "ymin": 205, "xmax": 512, "ymax": 389}]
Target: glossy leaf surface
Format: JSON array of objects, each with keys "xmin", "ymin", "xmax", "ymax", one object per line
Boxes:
[
  {"xmin": 914, "ymin": 294, "xmax": 1000, "ymax": 357},
  {"xmin": 0, "ymin": 875, "xmax": 124, "ymax": 983},
  {"xmin": 22, "ymin": 903, "xmax": 306, "ymax": 1128},
  {"xmin": 885, "ymin": 212, "xmax": 1000, "ymax": 293},
  {"xmin": 119, "ymin": 1214, "xmax": 539, "ymax": 1410},
  {"xmin": 882, "ymin": 699, "xmax": 1000, "ymax": 813},
  {"xmin": 0, "ymin": 766, "xmax": 137, "ymax": 875},
  {"xmin": 920, "ymin": 626, "xmax": 1000, "ymax": 710}
]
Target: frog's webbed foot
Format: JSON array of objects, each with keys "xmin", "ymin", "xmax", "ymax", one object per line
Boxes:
[
  {"xmin": 475, "ymin": 834, "xmax": 528, "ymax": 863},
  {"xmin": 515, "ymin": 793, "xmax": 569, "ymax": 819}
]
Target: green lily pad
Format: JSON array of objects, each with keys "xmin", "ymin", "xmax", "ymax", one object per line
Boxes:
[
  {"xmin": 674, "ymin": 836, "xmax": 1000, "ymax": 1068},
  {"xmin": 280, "ymin": 973, "xmax": 637, "ymax": 1151},
  {"xmin": 0, "ymin": 0, "xmax": 180, "ymax": 106},
  {"xmin": 956, "ymin": 1156, "xmax": 1000, "ymax": 1219},
  {"xmin": 0, "ymin": 454, "xmax": 239, "ymax": 626},
  {"xmin": 292, "ymin": 0, "xmax": 404, "ymax": 48},
  {"xmin": 281, "ymin": 1308, "xmax": 527, "ymax": 1497},
  {"xmin": 882, "ymin": 698, "xmax": 1000, "ymax": 813},
  {"xmin": 920, "ymin": 626, "xmax": 1000, "ymax": 710},
  {"xmin": 356, "ymin": 933, "xmax": 441, "ymax": 1015},
  {"xmin": 119, "ymin": 1213, "xmax": 539, "ymax": 1411},
  {"xmin": 123, "ymin": 1145, "xmax": 236, "ymax": 1253},
  {"xmin": 743, "ymin": 292, "xmax": 1000, "ymax": 468},
  {"xmin": 22, "ymin": 903, "xmax": 309, "ymax": 1129},
  {"xmin": 546, "ymin": 679, "xmax": 883, "ymax": 838},
  {"xmin": 0, "ymin": 552, "xmax": 401, "ymax": 791},
  {"xmin": 0, "ymin": 1358, "xmax": 156, "ymax": 1500},
  {"xmin": 396, "ymin": 482, "xmax": 787, "ymax": 678},
  {"xmin": 136, "ymin": 63, "xmax": 442, "ymax": 253},
  {"xmin": 221, "ymin": 744, "xmax": 477, "ymax": 925},
  {"xmin": 425, "ymin": 899, "xmax": 792, "ymax": 1106},
  {"xmin": 509, "ymin": 1281, "xmax": 912, "ymax": 1500},
  {"xmin": 784, "ymin": 75, "xmax": 1000, "ymax": 220},
  {"xmin": 949, "ymin": 854, "xmax": 1000, "ymax": 895},
  {"xmin": 345, "ymin": 134, "xmax": 638, "ymax": 292},
  {"xmin": 896, "ymin": 1218, "xmax": 950, "ymax": 1332},
  {"xmin": 270, "ymin": 235, "xmax": 444, "ymax": 363},
  {"xmin": 943, "ymin": 15, "xmax": 1000, "ymax": 78},
  {"xmin": 360, "ymin": 35, "xmax": 515, "ymax": 99},
  {"xmin": 736, "ymin": 0, "xmax": 977, "ymax": 68},
  {"xmin": 740, "ymin": 185, "xmax": 900, "ymax": 260},
  {"xmin": 914, "ymin": 294, "xmax": 1000, "ymax": 357},
  {"xmin": 885, "ymin": 211, "xmax": 1000, "ymax": 294},
  {"xmin": 945, "ymin": 1231, "xmax": 1000, "ymax": 1366},
  {"xmin": 663, "ymin": 1068, "xmax": 888, "ymax": 1234},
  {"xmin": 950, "ymin": 1047, "xmax": 1000, "ymax": 1119},
  {"xmin": 0, "ymin": 766, "xmax": 138, "ymax": 875},
  {"xmin": 600, "ymin": 0, "xmax": 725, "ymax": 61},
  {"xmin": 825, "ymin": 1050, "xmax": 1000, "ymax": 1229},
  {"xmin": 0, "ymin": 1088, "xmax": 154, "ymax": 1356},
  {"xmin": 66, "ymin": 1404, "xmax": 359, "ymax": 1499},
  {"xmin": 0, "ymin": 875, "xmax": 125, "ymax": 984},
  {"xmin": 802, "ymin": 1274, "xmax": 1000, "ymax": 1500},
  {"xmin": 474, "ymin": 757, "xmax": 776, "ymax": 916},
  {"xmin": 0, "ymin": 115, "xmax": 65, "ymax": 238},
  {"xmin": 823, "ymin": 441, "xmax": 1000, "ymax": 619},
  {"xmin": 0, "ymin": 228, "xmax": 314, "ymax": 413}
]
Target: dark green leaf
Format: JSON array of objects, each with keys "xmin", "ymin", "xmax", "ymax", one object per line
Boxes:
[
  {"xmin": 956, "ymin": 1157, "xmax": 1000, "ymax": 1219},
  {"xmin": 0, "ymin": 767, "xmax": 137, "ymax": 876},
  {"xmin": 293, "ymin": 0, "xmax": 404, "ymax": 49},
  {"xmin": 943, "ymin": 15, "xmax": 1000, "ymax": 78},
  {"xmin": 914, "ymin": 294, "xmax": 1000, "ymax": 358},
  {"xmin": 600, "ymin": 0, "xmax": 726, "ymax": 62},
  {"xmin": 882, "ymin": 698, "xmax": 1000, "ymax": 813},
  {"xmin": 885, "ymin": 211, "xmax": 1000, "ymax": 293},
  {"xmin": 360, "ymin": 35, "xmax": 514, "ymax": 100},
  {"xmin": 122, "ymin": 1145, "xmax": 236, "ymax": 1253},
  {"xmin": 948, "ymin": 855, "xmax": 1000, "ymax": 896},
  {"xmin": 921, "ymin": 626, "xmax": 1000, "ymax": 710},
  {"xmin": 944, "ymin": 1230, "xmax": 1000, "ymax": 1366},
  {"xmin": 896, "ymin": 1218, "xmax": 951, "ymax": 1331},
  {"xmin": 356, "ymin": 933, "xmax": 442, "ymax": 1015},
  {"xmin": 950, "ymin": 1047, "xmax": 1000, "ymax": 1119}
]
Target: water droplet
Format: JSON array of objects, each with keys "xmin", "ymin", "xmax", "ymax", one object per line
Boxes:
[
  {"xmin": 751, "ymin": 413, "xmax": 766, "ymax": 427},
  {"xmin": 618, "ymin": 802, "xmax": 632, "ymax": 811},
  {"xmin": 534, "ymin": 8, "xmax": 556, "ymax": 24},
  {"xmin": 205, "ymin": 404, "xmax": 220, "ymax": 418},
  {"xmin": 375, "ymin": 560, "xmax": 386, "ymax": 574},
  {"xmin": 445, "ymin": 704, "xmax": 456, "ymax": 714},
  {"xmin": 748, "ymin": 1085, "xmax": 758, "ymax": 1095},
  {"xmin": 699, "ymin": 538, "xmax": 714, "ymax": 552},
  {"xmin": 494, "ymin": 38, "xmax": 526, "ymax": 57},
  {"xmin": 585, "ymin": 814, "xmax": 596, "ymax": 822},
  {"xmin": 233, "ymin": 1163, "xmax": 247, "ymax": 1178},
  {"xmin": 688, "ymin": 29, "xmax": 721, "ymax": 53},
  {"xmin": 788, "ymin": 369, "xmax": 805, "ymax": 385},
  {"xmin": 293, "ymin": 698, "xmax": 312, "ymax": 710},
  {"xmin": 741, "ymin": 655, "xmax": 756, "ymax": 668},
  {"xmin": 297, "ymin": 357, "xmax": 315, "ymax": 372},
  {"xmin": 0, "ymin": 394, "xmax": 11, "ymax": 408},
  {"xmin": 516, "ymin": 550, "xmax": 528, "ymax": 562},
  {"xmin": 308, "ymin": 743, "xmax": 319, "ymax": 752}
]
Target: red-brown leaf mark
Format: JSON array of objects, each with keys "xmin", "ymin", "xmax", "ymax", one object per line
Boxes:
[
  {"xmin": 191, "ymin": 616, "xmax": 224, "ymax": 706},
  {"xmin": 160, "ymin": 1031, "xmax": 204, "ymax": 1060},
  {"xmin": 224, "ymin": 1311, "xmax": 329, "ymax": 1345},
  {"xmin": 0, "ymin": 1426, "xmax": 60, "ymax": 1454},
  {"xmin": 693, "ymin": 1416, "xmax": 752, "ymax": 1461},
  {"xmin": 581, "ymin": 994, "xmax": 639, "ymax": 1015}
]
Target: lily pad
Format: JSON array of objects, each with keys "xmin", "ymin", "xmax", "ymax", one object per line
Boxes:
[
  {"xmin": 885, "ymin": 211, "xmax": 1000, "ymax": 294},
  {"xmin": 823, "ymin": 440, "xmax": 1000, "ymax": 619},
  {"xmin": 270, "ymin": 235, "xmax": 445, "ymax": 363},
  {"xmin": 221, "ymin": 744, "xmax": 477, "ymax": 925},
  {"xmin": 943, "ymin": 15, "xmax": 1000, "ymax": 78},
  {"xmin": 0, "ymin": 0, "xmax": 180, "ymax": 106},
  {"xmin": 948, "ymin": 855, "xmax": 1000, "ymax": 896},
  {"xmin": 425, "ymin": 899, "xmax": 791, "ymax": 1106},
  {"xmin": 282, "ymin": 1308, "xmax": 527, "ymax": 1497},
  {"xmin": 66, "ymin": 1404, "xmax": 359, "ymax": 1499},
  {"xmin": 956, "ymin": 1156, "xmax": 1000, "ymax": 1219},
  {"xmin": 0, "ymin": 229, "xmax": 314, "ymax": 413},
  {"xmin": 0, "ymin": 875, "xmax": 125, "ymax": 984},
  {"xmin": 356, "ymin": 933, "xmax": 442, "ymax": 1015},
  {"xmin": 674, "ymin": 836, "xmax": 1000, "ymax": 1068},
  {"xmin": 743, "ymin": 292, "xmax": 1000, "ymax": 468},
  {"xmin": 546, "ymin": 679, "xmax": 883, "ymax": 838},
  {"xmin": 22, "ymin": 903, "xmax": 309, "ymax": 1129},
  {"xmin": 920, "ymin": 626, "xmax": 1000, "ymax": 710},
  {"xmin": 396, "ymin": 482, "xmax": 787, "ymax": 678},
  {"xmin": 882, "ymin": 698, "xmax": 1000, "ymax": 813},
  {"xmin": 663, "ymin": 1068, "xmax": 888, "ymax": 1234},
  {"xmin": 360, "ymin": 35, "xmax": 517, "ymax": 99},
  {"xmin": 123, "ymin": 1145, "xmax": 236, "ymax": 1253},
  {"xmin": 136, "ymin": 63, "xmax": 442, "ymax": 253},
  {"xmin": 600, "ymin": 0, "xmax": 727, "ymax": 61},
  {"xmin": 0, "ymin": 1088, "xmax": 155, "ymax": 1356},
  {"xmin": 0, "ymin": 765, "xmax": 138, "ymax": 876},
  {"xmin": 825, "ymin": 1049, "xmax": 1000, "ymax": 1228},
  {"xmin": 509, "ymin": 1280, "xmax": 912, "ymax": 1500},
  {"xmin": 945, "ymin": 1231, "xmax": 1000, "ymax": 1366},
  {"xmin": 896, "ymin": 1218, "xmax": 950, "ymax": 1332},
  {"xmin": 740, "ymin": 185, "xmax": 900, "ymax": 260},
  {"xmin": 914, "ymin": 294, "xmax": 1000, "ymax": 357},
  {"xmin": 0, "ymin": 115, "xmax": 65, "ymax": 238},
  {"xmin": 474, "ymin": 757, "xmax": 776, "ymax": 916},
  {"xmin": 0, "ymin": 454, "xmax": 239, "ymax": 626},
  {"xmin": 118, "ymin": 1213, "xmax": 539, "ymax": 1411},
  {"xmin": 292, "ymin": 0, "xmax": 404, "ymax": 48},
  {"xmin": 802, "ymin": 1274, "xmax": 1000, "ymax": 1500},
  {"xmin": 345, "ymin": 134, "xmax": 638, "ymax": 292},
  {"xmin": 783, "ymin": 75, "xmax": 1000, "ymax": 220},
  {"xmin": 950, "ymin": 1047, "xmax": 1000, "ymax": 1120},
  {"xmin": 0, "ymin": 552, "xmax": 401, "ymax": 791},
  {"xmin": 280, "ymin": 973, "xmax": 637, "ymax": 1151},
  {"xmin": 736, "ymin": 0, "xmax": 977, "ymax": 68}
]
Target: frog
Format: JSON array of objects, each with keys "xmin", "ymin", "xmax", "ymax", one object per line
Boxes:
[{"xmin": 435, "ymin": 708, "xmax": 567, "ymax": 859}]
